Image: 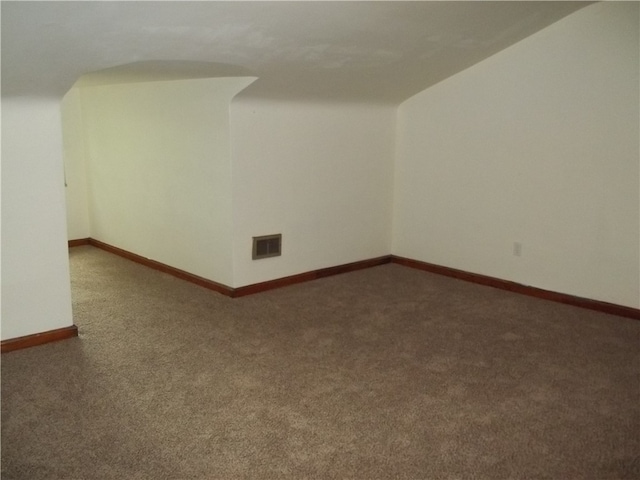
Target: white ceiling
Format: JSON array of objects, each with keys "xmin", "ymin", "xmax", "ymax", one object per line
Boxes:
[{"xmin": 1, "ymin": 1, "xmax": 590, "ymax": 103}]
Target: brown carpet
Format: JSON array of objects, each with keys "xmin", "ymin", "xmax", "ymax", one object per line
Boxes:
[{"xmin": 2, "ymin": 245, "xmax": 639, "ymax": 479}]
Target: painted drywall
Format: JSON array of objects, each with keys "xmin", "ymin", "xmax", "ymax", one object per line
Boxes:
[
  {"xmin": 1, "ymin": 97, "xmax": 74, "ymax": 340},
  {"xmin": 80, "ymin": 77, "xmax": 255, "ymax": 286},
  {"xmin": 393, "ymin": 2, "xmax": 639, "ymax": 308},
  {"xmin": 230, "ymin": 99, "xmax": 395, "ymax": 287},
  {"xmin": 62, "ymin": 87, "xmax": 91, "ymax": 240}
]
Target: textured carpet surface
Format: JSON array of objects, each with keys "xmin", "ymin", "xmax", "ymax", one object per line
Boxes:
[{"xmin": 2, "ymin": 246, "xmax": 639, "ymax": 479}]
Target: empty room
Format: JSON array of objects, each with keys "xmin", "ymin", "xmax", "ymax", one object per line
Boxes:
[{"xmin": 2, "ymin": 1, "xmax": 638, "ymax": 479}]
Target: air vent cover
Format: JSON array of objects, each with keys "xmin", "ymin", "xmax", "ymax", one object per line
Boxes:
[{"xmin": 252, "ymin": 234, "xmax": 282, "ymax": 260}]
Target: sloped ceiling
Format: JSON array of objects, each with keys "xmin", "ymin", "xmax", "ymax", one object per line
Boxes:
[{"xmin": 2, "ymin": 1, "xmax": 590, "ymax": 103}]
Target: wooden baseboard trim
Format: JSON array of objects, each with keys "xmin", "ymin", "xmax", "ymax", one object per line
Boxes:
[
  {"xmin": 89, "ymin": 238, "xmax": 391, "ymax": 298},
  {"xmin": 391, "ymin": 255, "xmax": 640, "ymax": 320},
  {"xmin": 233, "ymin": 256, "xmax": 392, "ymax": 297},
  {"xmin": 1, "ymin": 325, "xmax": 79, "ymax": 353},
  {"xmin": 68, "ymin": 238, "xmax": 91, "ymax": 248},
  {"xmin": 74, "ymin": 240, "xmax": 637, "ymax": 319},
  {"xmin": 87, "ymin": 238, "xmax": 235, "ymax": 297}
]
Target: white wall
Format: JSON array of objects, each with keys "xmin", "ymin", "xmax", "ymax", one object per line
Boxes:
[
  {"xmin": 393, "ymin": 2, "xmax": 639, "ymax": 308},
  {"xmin": 62, "ymin": 87, "xmax": 91, "ymax": 240},
  {"xmin": 230, "ymin": 99, "xmax": 395, "ymax": 287},
  {"xmin": 80, "ymin": 77, "xmax": 255, "ymax": 286},
  {"xmin": 1, "ymin": 97, "xmax": 74, "ymax": 340}
]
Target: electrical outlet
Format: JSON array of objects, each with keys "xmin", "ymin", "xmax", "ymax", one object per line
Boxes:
[{"xmin": 513, "ymin": 242, "xmax": 522, "ymax": 257}]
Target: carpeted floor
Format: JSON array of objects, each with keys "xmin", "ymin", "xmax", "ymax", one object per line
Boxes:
[{"xmin": 2, "ymin": 245, "xmax": 639, "ymax": 479}]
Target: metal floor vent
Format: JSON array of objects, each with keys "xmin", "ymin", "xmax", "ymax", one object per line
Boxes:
[{"xmin": 252, "ymin": 234, "xmax": 282, "ymax": 260}]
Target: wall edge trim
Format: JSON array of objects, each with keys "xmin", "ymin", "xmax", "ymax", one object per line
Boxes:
[
  {"xmin": 68, "ymin": 240, "xmax": 639, "ymax": 319},
  {"xmin": 390, "ymin": 255, "xmax": 640, "ymax": 320},
  {"xmin": 232, "ymin": 256, "xmax": 392, "ymax": 297},
  {"xmin": 1, "ymin": 326, "xmax": 79, "ymax": 353},
  {"xmin": 88, "ymin": 238, "xmax": 391, "ymax": 298},
  {"xmin": 87, "ymin": 238, "xmax": 235, "ymax": 296},
  {"xmin": 68, "ymin": 238, "xmax": 91, "ymax": 247}
]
